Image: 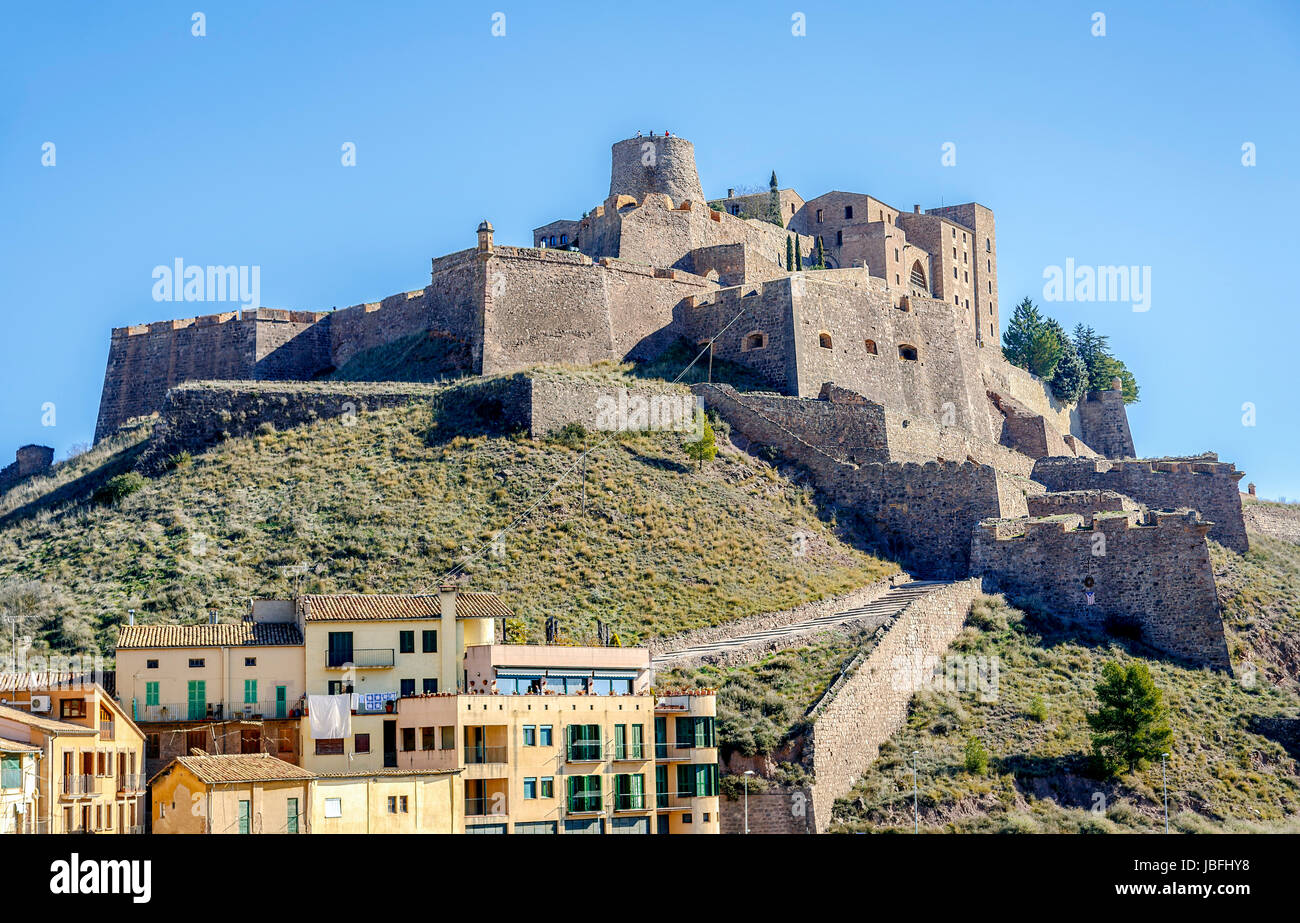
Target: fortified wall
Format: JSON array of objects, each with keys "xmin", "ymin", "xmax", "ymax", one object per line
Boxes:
[
  {"xmin": 1032, "ymin": 454, "xmax": 1248, "ymax": 552},
  {"xmin": 0, "ymin": 445, "xmax": 54, "ymax": 494},
  {"xmin": 971, "ymin": 510, "xmax": 1231, "ymax": 670}
]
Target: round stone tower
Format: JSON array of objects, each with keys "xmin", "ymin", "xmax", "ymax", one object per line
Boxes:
[{"xmin": 608, "ymin": 135, "xmax": 704, "ymax": 205}]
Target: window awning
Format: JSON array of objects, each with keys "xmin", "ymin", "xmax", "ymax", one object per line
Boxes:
[
  {"xmin": 494, "ymin": 671, "xmax": 544, "ymax": 681},
  {"xmin": 592, "ymin": 670, "xmax": 639, "ymax": 679},
  {"xmin": 543, "ymin": 670, "xmax": 593, "ymax": 679}
]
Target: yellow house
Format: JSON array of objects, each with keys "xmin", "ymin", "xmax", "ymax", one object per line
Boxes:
[
  {"xmin": 297, "ymin": 588, "xmax": 507, "ymax": 773},
  {"xmin": 0, "ymin": 682, "xmax": 147, "ymax": 834},
  {"xmin": 310, "ymin": 769, "xmax": 460, "ymax": 834},
  {"xmin": 116, "ymin": 610, "xmax": 306, "ymax": 776},
  {"xmin": 150, "ymin": 753, "xmax": 314, "ymax": 834},
  {"xmin": 0, "ymin": 736, "xmax": 41, "ymax": 834}
]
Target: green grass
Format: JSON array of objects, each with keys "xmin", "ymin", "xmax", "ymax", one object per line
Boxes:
[
  {"xmin": 0, "ymin": 385, "xmax": 895, "ymax": 659},
  {"xmin": 1212, "ymin": 535, "xmax": 1300, "ymax": 692},
  {"xmin": 830, "ymin": 592, "xmax": 1300, "ymax": 833},
  {"xmin": 657, "ymin": 627, "xmax": 878, "ymax": 761}
]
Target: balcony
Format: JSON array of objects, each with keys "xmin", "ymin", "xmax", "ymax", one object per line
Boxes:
[
  {"xmin": 613, "ymin": 744, "xmax": 646, "ymax": 761},
  {"xmin": 118, "ymin": 774, "xmax": 145, "ymax": 793},
  {"xmin": 463, "ymin": 745, "xmax": 508, "ymax": 765},
  {"xmin": 614, "ymin": 793, "xmax": 647, "ymax": 812},
  {"xmin": 566, "ymin": 796, "xmax": 603, "ymax": 815},
  {"xmin": 99, "ymin": 720, "xmax": 115, "ymax": 740},
  {"xmin": 566, "ymin": 741, "xmax": 603, "ymax": 763},
  {"xmin": 325, "ymin": 648, "xmax": 395, "ymax": 669},
  {"xmin": 656, "ymin": 790, "xmax": 713, "ymax": 810},
  {"xmin": 61, "ymin": 774, "xmax": 95, "ymax": 798},
  {"xmin": 464, "ymin": 797, "xmax": 509, "ymax": 818},
  {"xmin": 655, "ymin": 741, "xmax": 715, "ymax": 761},
  {"xmin": 134, "ymin": 700, "xmax": 296, "ymax": 723}
]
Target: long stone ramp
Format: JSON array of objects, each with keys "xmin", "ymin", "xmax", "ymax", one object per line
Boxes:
[{"xmin": 651, "ymin": 580, "xmax": 954, "ymax": 670}]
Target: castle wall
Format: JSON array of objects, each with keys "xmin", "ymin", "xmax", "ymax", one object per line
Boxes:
[
  {"xmin": 802, "ymin": 578, "xmax": 980, "ymax": 831},
  {"xmin": 981, "ymin": 355, "xmax": 1078, "ymax": 440},
  {"xmin": 1077, "ymin": 387, "xmax": 1136, "ymax": 459},
  {"xmin": 95, "ymin": 313, "xmax": 258, "ymax": 441},
  {"xmin": 138, "ymin": 380, "xmax": 444, "ymax": 470},
  {"xmin": 971, "ymin": 511, "xmax": 1231, "ymax": 669},
  {"xmin": 0, "ymin": 445, "xmax": 54, "ymax": 494},
  {"xmin": 250, "ymin": 309, "xmax": 333, "ymax": 380},
  {"xmin": 1032, "ymin": 455, "xmax": 1247, "ymax": 553},
  {"xmin": 693, "ymin": 383, "xmax": 1024, "ymax": 577}
]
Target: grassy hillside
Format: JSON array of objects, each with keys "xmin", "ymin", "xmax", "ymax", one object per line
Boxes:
[
  {"xmin": 831, "ymin": 590, "xmax": 1300, "ymax": 833},
  {"xmin": 0, "ymin": 392, "xmax": 894, "ymax": 658}
]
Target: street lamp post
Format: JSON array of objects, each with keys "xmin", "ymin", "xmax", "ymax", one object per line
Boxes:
[
  {"xmin": 912, "ymin": 750, "xmax": 919, "ymax": 834},
  {"xmin": 1161, "ymin": 752, "xmax": 1170, "ymax": 834},
  {"xmin": 743, "ymin": 770, "xmax": 755, "ymax": 834}
]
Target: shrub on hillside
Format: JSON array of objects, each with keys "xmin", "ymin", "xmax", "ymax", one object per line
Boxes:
[{"xmin": 93, "ymin": 472, "xmax": 145, "ymax": 506}]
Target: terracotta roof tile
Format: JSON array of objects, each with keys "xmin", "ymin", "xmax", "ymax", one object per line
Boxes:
[
  {"xmin": 0, "ymin": 735, "xmax": 41, "ymax": 753},
  {"xmin": 117, "ymin": 621, "xmax": 303, "ymax": 650},
  {"xmin": 0, "ymin": 702, "xmax": 97, "ymax": 736},
  {"xmin": 161, "ymin": 753, "xmax": 315, "ymax": 785},
  {"xmin": 299, "ymin": 592, "xmax": 512, "ymax": 622}
]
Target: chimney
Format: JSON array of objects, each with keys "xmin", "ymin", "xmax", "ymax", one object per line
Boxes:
[
  {"xmin": 128, "ymin": 610, "xmax": 135, "ymax": 626},
  {"xmin": 438, "ymin": 584, "xmax": 459, "ymax": 690},
  {"xmin": 913, "ymin": 204, "xmax": 921, "ymax": 214},
  {"xmin": 208, "ymin": 609, "xmax": 217, "ymax": 625}
]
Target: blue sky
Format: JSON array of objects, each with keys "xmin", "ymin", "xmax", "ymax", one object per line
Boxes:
[{"xmin": 2, "ymin": 1, "xmax": 1298, "ymax": 496}]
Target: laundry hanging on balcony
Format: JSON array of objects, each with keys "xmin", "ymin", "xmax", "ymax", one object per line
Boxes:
[{"xmin": 307, "ymin": 693, "xmax": 351, "ymax": 739}]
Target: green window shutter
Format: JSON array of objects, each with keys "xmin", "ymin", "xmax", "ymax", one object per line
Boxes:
[
  {"xmin": 632, "ymin": 724, "xmax": 644, "ymax": 758},
  {"xmin": 145, "ymin": 682, "xmax": 159, "ymax": 707},
  {"xmin": 244, "ymin": 679, "xmax": 257, "ymax": 704},
  {"xmin": 188, "ymin": 681, "xmax": 206, "ymax": 720},
  {"xmin": 614, "ymin": 724, "xmax": 626, "ymax": 758},
  {"xmin": 286, "ymin": 798, "xmax": 299, "ymax": 834},
  {"xmin": 237, "ymin": 800, "xmax": 250, "ymax": 834},
  {"xmin": 1, "ymin": 755, "xmax": 20, "ymax": 789},
  {"xmin": 656, "ymin": 765, "xmax": 668, "ymax": 807}
]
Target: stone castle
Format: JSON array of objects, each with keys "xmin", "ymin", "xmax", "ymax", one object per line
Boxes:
[{"xmin": 85, "ymin": 133, "xmax": 1244, "ymax": 671}]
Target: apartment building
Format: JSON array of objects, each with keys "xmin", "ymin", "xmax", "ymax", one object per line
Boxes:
[
  {"xmin": 116, "ymin": 607, "xmax": 306, "ymax": 776},
  {"xmin": 392, "ymin": 644, "xmax": 719, "ymax": 834},
  {"xmin": 297, "ymin": 589, "xmax": 508, "ymax": 773},
  {"xmin": 0, "ymin": 682, "xmax": 146, "ymax": 834},
  {"xmin": 0, "ymin": 736, "xmax": 40, "ymax": 834}
]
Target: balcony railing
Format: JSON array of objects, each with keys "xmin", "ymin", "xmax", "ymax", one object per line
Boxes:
[
  {"xmin": 134, "ymin": 699, "xmax": 295, "ymax": 723},
  {"xmin": 118, "ymin": 774, "xmax": 145, "ymax": 793},
  {"xmin": 655, "ymin": 741, "xmax": 714, "ymax": 760},
  {"xmin": 613, "ymin": 743, "xmax": 646, "ymax": 761},
  {"xmin": 61, "ymin": 774, "xmax": 95, "ymax": 797},
  {"xmin": 566, "ymin": 795, "xmax": 602, "ymax": 814},
  {"xmin": 614, "ymin": 793, "xmax": 646, "ymax": 811},
  {"xmin": 326, "ymin": 648, "xmax": 395, "ymax": 669},
  {"xmin": 566, "ymin": 741, "xmax": 603, "ymax": 762},
  {"xmin": 99, "ymin": 720, "xmax": 114, "ymax": 740},
  {"xmin": 463, "ymin": 746, "xmax": 508, "ymax": 765},
  {"xmin": 464, "ymin": 797, "xmax": 508, "ymax": 818}
]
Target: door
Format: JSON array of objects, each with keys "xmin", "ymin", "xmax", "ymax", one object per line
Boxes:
[
  {"xmin": 187, "ymin": 680, "xmax": 206, "ymax": 721},
  {"xmin": 275, "ymin": 685, "xmax": 287, "ymax": 719},
  {"xmin": 383, "ymin": 720, "xmax": 397, "ymax": 768},
  {"xmin": 654, "ymin": 716, "xmax": 667, "ymax": 759},
  {"xmin": 327, "ymin": 632, "xmax": 353, "ymax": 668},
  {"xmin": 656, "ymin": 813, "xmax": 670, "ymax": 835}
]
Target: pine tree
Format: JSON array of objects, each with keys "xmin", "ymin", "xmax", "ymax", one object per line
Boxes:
[
  {"xmin": 1073, "ymin": 324, "xmax": 1140, "ymax": 404},
  {"xmin": 786, "ymin": 236, "xmax": 794, "ymax": 272},
  {"xmin": 1001, "ymin": 297, "xmax": 1063, "ymax": 380},
  {"xmin": 1049, "ymin": 320, "xmax": 1088, "ymax": 403},
  {"xmin": 794, "ymin": 237, "xmax": 803, "ymax": 271},
  {"xmin": 1087, "ymin": 661, "xmax": 1172, "ymax": 776}
]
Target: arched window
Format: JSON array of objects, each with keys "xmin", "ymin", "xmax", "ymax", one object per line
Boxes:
[
  {"xmin": 743, "ymin": 331, "xmax": 767, "ymax": 351},
  {"xmin": 898, "ymin": 344, "xmax": 919, "ymax": 361},
  {"xmin": 560, "ymin": 234, "xmax": 567, "ymax": 245},
  {"xmin": 909, "ymin": 260, "xmax": 927, "ymax": 288},
  {"xmin": 818, "ymin": 332, "xmax": 833, "ymax": 349},
  {"xmin": 550, "ymin": 236, "xmax": 557, "ymax": 246},
  {"xmin": 864, "ymin": 339, "xmax": 878, "ymax": 355}
]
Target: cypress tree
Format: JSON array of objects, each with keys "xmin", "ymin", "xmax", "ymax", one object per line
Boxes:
[
  {"xmin": 786, "ymin": 236, "xmax": 794, "ymax": 272},
  {"xmin": 794, "ymin": 237, "xmax": 803, "ymax": 271}
]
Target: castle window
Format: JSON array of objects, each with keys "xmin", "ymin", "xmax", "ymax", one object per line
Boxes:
[
  {"xmin": 953, "ymin": 267, "xmax": 958, "ymax": 279},
  {"xmin": 844, "ymin": 206, "xmax": 853, "ymax": 219},
  {"xmin": 864, "ymin": 339, "xmax": 878, "ymax": 355},
  {"xmin": 898, "ymin": 344, "xmax": 919, "ymax": 361},
  {"xmin": 836, "ymin": 230, "xmax": 843, "ymax": 246},
  {"xmin": 743, "ymin": 331, "xmax": 767, "ymax": 351},
  {"xmin": 818, "ymin": 332, "xmax": 833, "ymax": 349},
  {"xmin": 790, "ymin": 203, "xmax": 795, "ymax": 214},
  {"xmin": 894, "ymin": 249, "xmax": 899, "ymax": 261},
  {"xmin": 816, "ymin": 209, "xmax": 823, "ymax": 223},
  {"xmin": 550, "ymin": 236, "xmax": 557, "ymax": 246},
  {"xmin": 986, "ymin": 238, "xmax": 991, "ymax": 251},
  {"xmin": 909, "ymin": 261, "xmax": 927, "ymax": 289},
  {"xmin": 560, "ymin": 234, "xmax": 567, "ymax": 245}
]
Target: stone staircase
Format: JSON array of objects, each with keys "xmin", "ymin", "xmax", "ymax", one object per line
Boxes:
[{"xmin": 651, "ymin": 579, "xmax": 955, "ymax": 668}]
